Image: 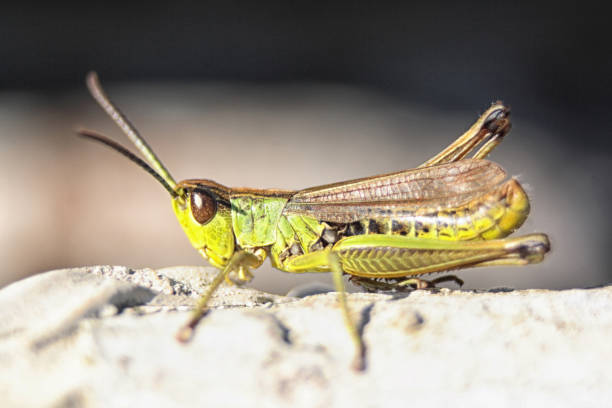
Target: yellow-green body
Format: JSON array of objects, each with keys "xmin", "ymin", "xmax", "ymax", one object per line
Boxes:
[
  {"xmin": 81, "ymin": 71, "xmax": 550, "ymax": 370},
  {"xmin": 171, "ymin": 161, "xmax": 542, "ymax": 285}
]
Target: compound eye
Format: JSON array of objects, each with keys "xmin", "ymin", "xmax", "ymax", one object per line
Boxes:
[{"xmin": 190, "ymin": 189, "xmax": 217, "ymax": 225}]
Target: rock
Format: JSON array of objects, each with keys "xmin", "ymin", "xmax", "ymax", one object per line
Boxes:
[{"xmin": 0, "ymin": 266, "xmax": 611, "ymax": 407}]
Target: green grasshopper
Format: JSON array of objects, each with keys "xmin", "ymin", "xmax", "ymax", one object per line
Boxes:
[{"xmin": 79, "ymin": 72, "xmax": 550, "ymax": 370}]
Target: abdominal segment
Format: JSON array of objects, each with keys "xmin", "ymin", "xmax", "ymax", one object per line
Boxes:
[
  {"xmin": 271, "ymin": 178, "xmax": 530, "ymax": 269},
  {"xmin": 343, "ymin": 178, "xmax": 529, "ymax": 241}
]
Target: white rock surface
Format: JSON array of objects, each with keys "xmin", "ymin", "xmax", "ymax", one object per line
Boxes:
[{"xmin": 1, "ymin": 266, "xmax": 611, "ymax": 407}]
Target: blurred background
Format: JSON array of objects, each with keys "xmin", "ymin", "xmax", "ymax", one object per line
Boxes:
[{"xmin": 0, "ymin": 2, "xmax": 609, "ymax": 293}]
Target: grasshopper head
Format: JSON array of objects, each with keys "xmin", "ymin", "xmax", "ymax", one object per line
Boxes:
[
  {"xmin": 172, "ymin": 180, "xmax": 235, "ymax": 268},
  {"xmin": 78, "ymin": 72, "xmax": 235, "ymax": 269}
]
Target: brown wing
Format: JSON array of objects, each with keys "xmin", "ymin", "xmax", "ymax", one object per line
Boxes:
[{"xmin": 284, "ymin": 159, "xmax": 507, "ymax": 223}]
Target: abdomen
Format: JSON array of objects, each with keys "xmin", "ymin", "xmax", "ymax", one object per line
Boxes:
[{"xmin": 345, "ymin": 178, "xmax": 530, "ymax": 241}]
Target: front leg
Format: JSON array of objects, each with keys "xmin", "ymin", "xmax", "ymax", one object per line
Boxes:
[
  {"xmin": 226, "ymin": 248, "xmax": 267, "ymax": 285},
  {"xmin": 176, "ymin": 250, "xmax": 265, "ymax": 342}
]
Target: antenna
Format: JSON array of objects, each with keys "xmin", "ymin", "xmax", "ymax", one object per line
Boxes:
[{"xmin": 85, "ymin": 72, "xmax": 177, "ymax": 190}]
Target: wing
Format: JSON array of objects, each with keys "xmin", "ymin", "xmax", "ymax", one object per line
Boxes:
[{"xmin": 284, "ymin": 159, "xmax": 507, "ymax": 223}]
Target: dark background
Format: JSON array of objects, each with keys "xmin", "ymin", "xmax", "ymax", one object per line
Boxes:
[
  {"xmin": 1, "ymin": 2, "xmax": 610, "ymax": 292},
  {"xmin": 3, "ymin": 3, "xmax": 610, "ymax": 120}
]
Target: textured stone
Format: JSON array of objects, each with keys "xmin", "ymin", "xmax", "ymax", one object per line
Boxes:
[{"xmin": 1, "ymin": 266, "xmax": 611, "ymax": 407}]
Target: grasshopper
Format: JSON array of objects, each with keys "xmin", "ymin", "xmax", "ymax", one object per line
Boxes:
[{"xmin": 79, "ymin": 72, "xmax": 550, "ymax": 370}]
